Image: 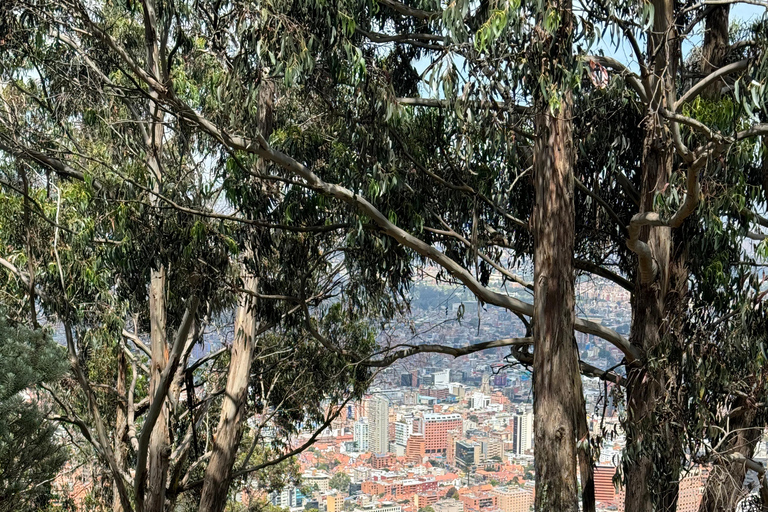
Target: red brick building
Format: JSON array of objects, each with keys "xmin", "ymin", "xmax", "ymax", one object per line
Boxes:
[{"xmin": 423, "ymin": 413, "xmax": 463, "ymax": 455}]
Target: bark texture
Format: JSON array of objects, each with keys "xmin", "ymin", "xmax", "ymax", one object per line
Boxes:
[
  {"xmin": 532, "ymin": 95, "xmax": 580, "ymax": 511},
  {"xmin": 145, "ymin": 267, "xmax": 169, "ymax": 512},
  {"xmin": 530, "ymin": 0, "xmax": 582, "ymax": 508},
  {"xmin": 531, "ymin": 35, "xmax": 580, "ymax": 509},
  {"xmin": 699, "ymin": 406, "xmax": 762, "ymax": 512},
  {"xmin": 701, "ymin": 5, "xmax": 730, "ymax": 99},
  {"xmin": 624, "ymin": 0, "xmax": 684, "ymax": 509},
  {"xmin": 197, "ymin": 274, "xmax": 258, "ymax": 512}
]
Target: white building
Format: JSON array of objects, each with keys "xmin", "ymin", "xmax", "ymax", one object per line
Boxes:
[
  {"xmin": 470, "ymin": 392, "xmax": 491, "ymax": 410},
  {"xmin": 354, "ymin": 502, "xmax": 402, "ymax": 512},
  {"xmin": 433, "ymin": 369, "xmax": 450, "ymax": 386},
  {"xmin": 394, "ymin": 420, "xmax": 413, "ymax": 447},
  {"xmin": 269, "ymin": 486, "xmax": 301, "ymax": 508},
  {"xmin": 369, "ymin": 395, "xmax": 390, "ymax": 454},
  {"xmin": 354, "ymin": 419, "xmax": 370, "ymax": 452}
]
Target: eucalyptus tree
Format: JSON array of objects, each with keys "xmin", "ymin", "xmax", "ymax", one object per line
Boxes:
[
  {"xmin": 3, "ymin": 0, "xmax": 768, "ymax": 512},
  {"xmin": 0, "ymin": 4, "xmax": 399, "ymax": 512}
]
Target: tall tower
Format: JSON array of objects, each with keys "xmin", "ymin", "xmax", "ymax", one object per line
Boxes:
[
  {"xmin": 512, "ymin": 410, "xmax": 533, "ymax": 455},
  {"xmin": 354, "ymin": 419, "xmax": 370, "ymax": 452},
  {"xmin": 369, "ymin": 395, "xmax": 390, "ymax": 454}
]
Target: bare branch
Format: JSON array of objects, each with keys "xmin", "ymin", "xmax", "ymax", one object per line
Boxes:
[
  {"xmin": 366, "ymin": 337, "xmax": 532, "ymax": 367},
  {"xmin": 134, "ymin": 297, "xmax": 200, "ymax": 498}
]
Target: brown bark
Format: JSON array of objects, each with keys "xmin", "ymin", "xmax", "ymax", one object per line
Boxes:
[
  {"xmin": 114, "ymin": 350, "xmax": 128, "ymax": 512},
  {"xmin": 531, "ymin": 0, "xmax": 580, "ymax": 495},
  {"xmin": 701, "ymin": 5, "xmax": 730, "ymax": 100},
  {"xmin": 197, "ymin": 273, "xmax": 258, "ymax": 512},
  {"xmin": 624, "ymin": 1, "xmax": 683, "ymax": 509},
  {"xmin": 532, "ymin": 94, "xmax": 580, "ymax": 511},
  {"xmin": 699, "ymin": 406, "xmax": 762, "ymax": 512},
  {"xmin": 144, "ymin": 267, "xmax": 169, "ymax": 512}
]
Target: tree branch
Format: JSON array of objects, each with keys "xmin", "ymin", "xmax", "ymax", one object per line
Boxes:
[
  {"xmin": 675, "ymin": 59, "xmax": 750, "ymax": 110},
  {"xmin": 134, "ymin": 297, "xmax": 199, "ymax": 498}
]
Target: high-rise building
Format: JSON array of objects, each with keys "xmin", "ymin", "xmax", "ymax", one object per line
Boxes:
[
  {"xmin": 446, "ymin": 430, "xmax": 460, "ymax": 465},
  {"xmin": 594, "ymin": 465, "xmax": 620, "ymax": 504},
  {"xmin": 394, "ymin": 420, "xmax": 413, "ymax": 447},
  {"xmin": 422, "ymin": 413, "xmax": 463, "ymax": 455},
  {"xmin": 492, "ymin": 373, "xmax": 508, "ymax": 387},
  {"xmin": 512, "ymin": 410, "xmax": 533, "ymax": 455},
  {"xmin": 480, "ymin": 375, "xmax": 491, "ymax": 394},
  {"xmin": 354, "ymin": 419, "xmax": 370, "ymax": 452},
  {"xmin": 470, "ymin": 392, "xmax": 490, "ymax": 410},
  {"xmin": 400, "ymin": 373, "xmax": 414, "ymax": 387},
  {"xmin": 369, "ymin": 395, "xmax": 390, "ymax": 454},
  {"xmin": 455, "ymin": 440, "xmax": 481, "ymax": 467}
]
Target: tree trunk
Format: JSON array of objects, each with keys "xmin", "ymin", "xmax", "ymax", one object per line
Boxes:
[
  {"xmin": 198, "ymin": 81, "xmax": 273, "ymax": 512},
  {"xmin": 197, "ymin": 274, "xmax": 258, "ymax": 512},
  {"xmin": 624, "ymin": 1, "xmax": 683, "ymax": 509},
  {"xmin": 145, "ymin": 266, "xmax": 170, "ymax": 512},
  {"xmin": 140, "ymin": 3, "xmax": 168, "ymax": 507},
  {"xmin": 699, "ymin": 405, "xmax": 762, "ymax": 512},
  {"xmin": 531, "ymin": 0, "xmax": 579, "ymax": 497},
  {"xmin": 701, "ymin": 5, "xmax": 730, "ymax": 99},
  {"xmin": 113, "ymin": 350, "xmax": 128, "ymax": 512}
]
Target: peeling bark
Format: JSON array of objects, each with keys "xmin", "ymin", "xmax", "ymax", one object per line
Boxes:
[
  {"xmin": 197, "ymin": 273, "xmax": 258, "ymax": 512},
  {"xmin": 144, "ymin": 267, "xmax": 169, "ymax": 512},
  {"xmin": 532, "ymin": 94, "xmax": 580, "ymax": 510}
]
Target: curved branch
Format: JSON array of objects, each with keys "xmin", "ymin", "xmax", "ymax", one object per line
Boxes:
[
  {"xmin": 366, "ymin": 337, "xmax": 532, "ymax": 367},
  {"xmin": 582, "ymin": 55, "xmax": 648, "ymax": 104},
  {"xmin": 675, "ymin": 59, "xmax": 750, "ymax": 110},
  {"xmin": 574, "ymin": 259, "xmax": 634, "ymax": 292},
  {"xmin": 626, "ymin": 153, "xmax": 709, "ymax": 284},
  {"xmin": 626, "ymin": 212, "xmax": 665, "ymax": 284}
]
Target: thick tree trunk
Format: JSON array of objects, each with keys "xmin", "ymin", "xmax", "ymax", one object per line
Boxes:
[
  {"xmin": 197, "ymin": 274, "xmax": 258, "ymax": 512},
  {"xmin": 531, "ymin": 65, "xmax": 579, "ymax": 512},
  {"xmin": 532, "ymin": 95, "xmax": 580, "ymax": 512},
  {"xmin": 530, "ymin": 0, "xmax": 581, "ymax": 509},
  {"xmin": 624, "ymin": 1, "xmax": 683, "ymax": 509}
]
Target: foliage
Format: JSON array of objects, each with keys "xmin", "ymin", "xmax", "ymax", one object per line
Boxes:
[
  {"xmin": 329, "ymin": 472, "xmax": 351, "ymax": 492},
  {"xmin": 0, "ymin": 314, "xmax": 68, "ymax": 512}
]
